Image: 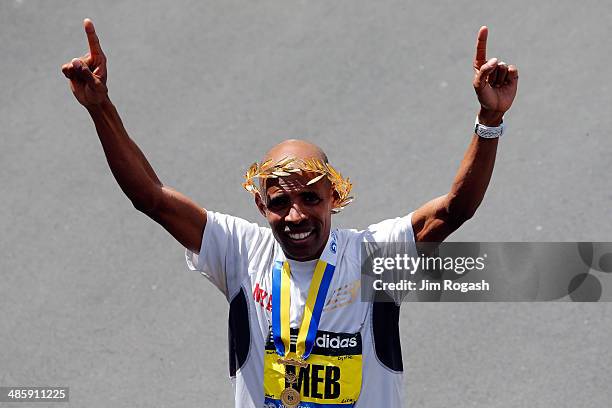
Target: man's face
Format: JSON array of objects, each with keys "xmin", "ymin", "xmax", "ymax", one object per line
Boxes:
[{"xmin": 256, "ymin": 173, "xmax": 336, "ymax": 261}]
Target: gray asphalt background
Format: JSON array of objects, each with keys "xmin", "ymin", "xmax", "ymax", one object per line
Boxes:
[{"xmin": 2, "ymin": 1, "xmax": 611, "ymax": 407}]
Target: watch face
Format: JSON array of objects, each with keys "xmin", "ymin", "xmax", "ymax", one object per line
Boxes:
[{"xmin": 476, "ymin": 124, "xmax": 503, "ymax": 138}]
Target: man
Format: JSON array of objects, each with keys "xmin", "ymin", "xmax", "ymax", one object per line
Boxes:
[{"xmin": 62, "ymin": 18, "xmax": 518, "ymax": 408}]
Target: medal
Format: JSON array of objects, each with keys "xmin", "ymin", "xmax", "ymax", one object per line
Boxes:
[
  {"xmin": 280, "ymin": 371, "xmax": 300, "ymax": 407},
  {"xmin": 270, "ymin": 232, "xmax": 338, "ymax": 405},
  {"xmin": 280, "ymin": 387, "xmax": 300, "ymax": 407}
]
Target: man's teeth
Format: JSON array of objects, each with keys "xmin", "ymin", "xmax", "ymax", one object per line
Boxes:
[{"xmin": 287, "ymin": 231, "xmax": 313, "ymax": 240}]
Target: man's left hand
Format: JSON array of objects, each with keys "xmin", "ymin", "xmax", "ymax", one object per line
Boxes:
[{"xmin": 472, "ymin": 26, "xmax": 519, "ymax": 126}]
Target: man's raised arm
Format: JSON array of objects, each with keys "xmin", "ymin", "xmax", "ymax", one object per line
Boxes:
[
  {"xmin": 412, "ymin": 26, "xmax": 519, "ymax": 244},
  {"xmin": 61, "ymin": 19, "xmax": 206, "ymax": 254}
]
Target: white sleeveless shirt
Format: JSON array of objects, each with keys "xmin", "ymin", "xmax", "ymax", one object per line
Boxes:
[{"xmin": 185, "ymin": 210, "xmax": 417, "ymax": 408}]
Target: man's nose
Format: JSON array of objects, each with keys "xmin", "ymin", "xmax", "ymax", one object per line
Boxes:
[{"xmin": 285, "ymin": 204, "xmax": 307, "ymax": 223}]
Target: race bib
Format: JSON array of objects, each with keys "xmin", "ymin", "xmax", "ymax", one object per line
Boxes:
[{"xmin": 264, "ymin": 329, "xmax": 362, "ymax": 407}]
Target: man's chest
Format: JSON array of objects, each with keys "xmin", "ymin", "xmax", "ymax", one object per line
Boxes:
[{"xmin": 248, "ymin": 262, "xmax": 367, "ymax": 336}]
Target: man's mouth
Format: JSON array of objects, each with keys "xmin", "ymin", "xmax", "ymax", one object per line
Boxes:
[
  {"xmin": 284, "ymin": 226, "xmax": 315, "ymax": 241},
  {"xmin": 287, "ymin": 230, "xmax": 313, "ymax": 240}
]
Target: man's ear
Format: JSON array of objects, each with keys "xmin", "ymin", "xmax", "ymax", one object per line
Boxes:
[
  {"xmin": 255, "ymin": 193, "xmax": 267, "ymax": 217},
  {"xmin": 331, "ymin": 188, "xmax": 340, "ymax": 211}
]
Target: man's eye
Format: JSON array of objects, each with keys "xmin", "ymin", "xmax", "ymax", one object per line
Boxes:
[
  {"xmin": 303, "ymin": 193, "xmax": 321, "ymax": 204},
  {"xmin": 268, "ymin": 196, "xmax": 289, "ymax": 208}
]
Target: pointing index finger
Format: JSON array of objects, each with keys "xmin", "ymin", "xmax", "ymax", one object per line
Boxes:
[
  {"xmin": 84, "ymin": 18, "xmax": 104, "ymax": 56},
  {"xmin": 473, "ymin": 26, "xmax": 488, "ymax": 70}
]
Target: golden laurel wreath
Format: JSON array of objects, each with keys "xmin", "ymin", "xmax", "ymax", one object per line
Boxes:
[{"xmin": 242, "ymin": 157, "xmax": 354, "ymax": 213}]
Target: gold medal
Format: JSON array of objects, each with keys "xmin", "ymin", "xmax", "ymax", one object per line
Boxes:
[
  {"xmin": 279, "ymin": 362, "xmax": 300, "ymax": 407},
  {"xmin": 270, "ymin": 246, "xmax": 338, "ymax": 406},
  {"xmin": 280, "ymin": 387, "xmax": 300, "ymax": 407}
]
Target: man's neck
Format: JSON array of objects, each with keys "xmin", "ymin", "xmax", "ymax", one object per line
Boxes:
[{"xmin": 284, "ymin": 240, "xmax": 328, "ymax": 262}]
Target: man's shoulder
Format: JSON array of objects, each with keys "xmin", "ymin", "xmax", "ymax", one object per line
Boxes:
[
  {"xmin": 207, "ymin": 210, "xmax": 270, "ymax": 230},
  {"xmin": 336, "ymin": 213, "xmax": 415, "ymax": 244},
  {"xmin": 204, "ymin": 210, "xmax": 277, "ymax": 261},
  {"xmin": 205, "ymin": 210, "xmax": 273, "ymax": 241}
]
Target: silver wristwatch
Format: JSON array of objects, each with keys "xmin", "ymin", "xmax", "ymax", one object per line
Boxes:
[{"xmin": 474, "ymin": 116, "xmax": 505, "ymax": 138}]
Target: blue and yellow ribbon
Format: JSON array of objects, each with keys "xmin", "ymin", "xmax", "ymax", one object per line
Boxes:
[{"xmin": 272, "ymin": 259, "xmax": 336, "ymax": 360}]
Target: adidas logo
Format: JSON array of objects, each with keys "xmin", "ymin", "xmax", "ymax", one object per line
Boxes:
[{"xmin": 315, "ymin": 333, "xmax": 357, "ymax": 349}]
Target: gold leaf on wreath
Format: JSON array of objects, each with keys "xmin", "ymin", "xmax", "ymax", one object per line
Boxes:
[
  {"xmin": 242, "ymin": 156, "xmax": 354, "ymax": 213},
  {"xmin": 306, "ymin": 174, "xmax": 326, "ymax": 185}
]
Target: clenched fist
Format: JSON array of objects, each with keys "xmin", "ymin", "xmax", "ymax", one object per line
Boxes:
[{"xmin": 61, "ymin": 19, "xmax": 108, "ymax": 107}]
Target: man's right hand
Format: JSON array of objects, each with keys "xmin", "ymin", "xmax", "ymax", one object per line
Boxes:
[
  {"xmin": 61, "ymin": 19, "xmax": 207, "ymax": 255},
  {"xmin": 61, "ymin": 18, "xmax": 108, "ymax": 107}
]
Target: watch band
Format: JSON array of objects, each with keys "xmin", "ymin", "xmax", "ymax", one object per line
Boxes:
[{"xmin": 474, "ymin": 116, "xmax": 505, "ymax": 138}]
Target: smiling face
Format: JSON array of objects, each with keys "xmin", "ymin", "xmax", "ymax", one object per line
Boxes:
[{"xmin": 254, "ymin": 140, "xmax": 336, "ymax": 261}]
